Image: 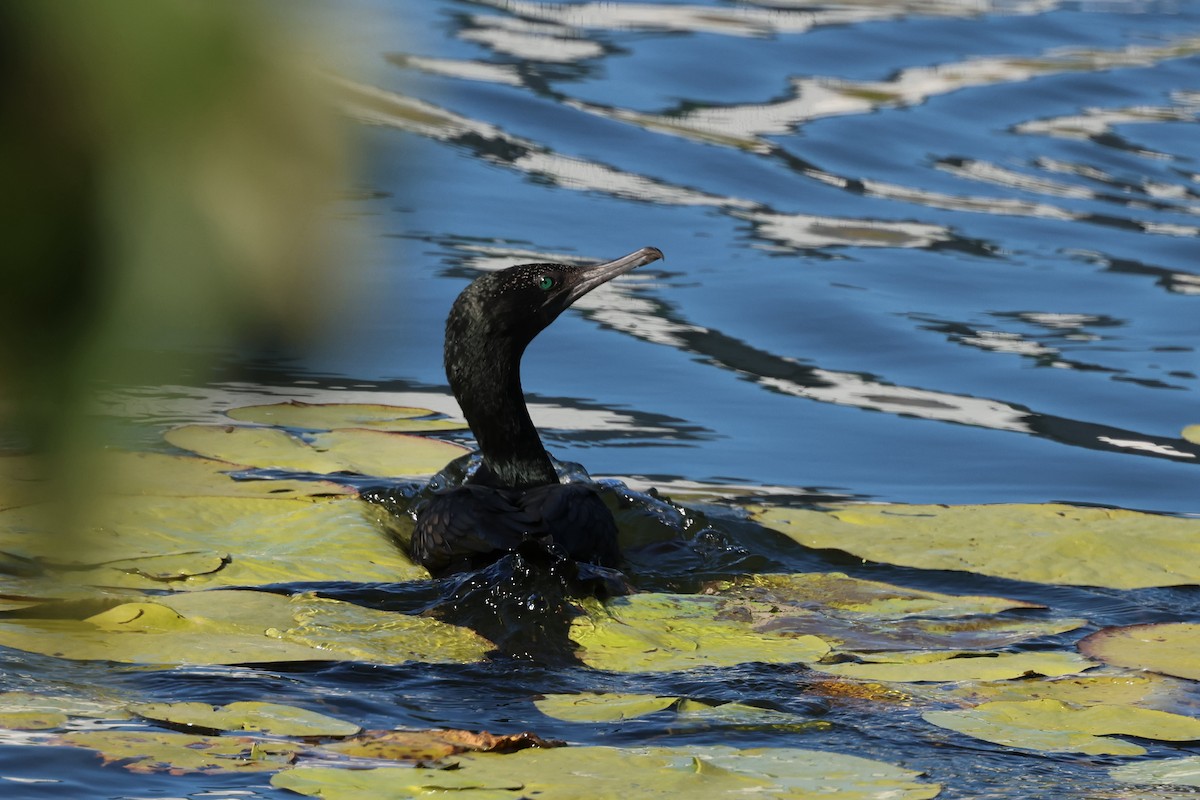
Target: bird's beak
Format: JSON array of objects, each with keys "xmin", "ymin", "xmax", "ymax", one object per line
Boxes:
[{"xmin": 566, "ymin": 246, "xmax": 664, "ymax": 305}]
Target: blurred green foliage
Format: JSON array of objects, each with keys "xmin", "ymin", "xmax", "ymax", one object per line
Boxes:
[{"xmin": 0, "ymin": 3, "xmax": 348, "ymax": 512}]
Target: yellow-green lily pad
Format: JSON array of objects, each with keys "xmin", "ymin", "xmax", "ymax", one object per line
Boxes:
[
  {"xmin": 722, "ymin": 572, "xmax": 1042, "ymax": 618},
  {"xmin": 0, "ymin": 589, "xmax": 490, "ymax": 666},
  {"xmin": 227, "ymin": 401, "xmax": 465, "ymax": 432},
  {"xmin": 569, "ymin": 593, "xmax": 830, "ymax": 673},
  {"xmin": 814, "ymin": 650, "xmax": 1096, "ymax": 683},
  {"xmin": 101, "ymin": 451, "xmax": 354, "ymax": 499},
  {"xmin": 164, "ymin": 424, "xmax": 467, "ymax": 478},
  {"xmin": 129, "ymin": 701, "xmax": 360, "ymax": 737},
  {"xmin": 57, "ymin": 730, "xmax": 302, "ymax": 774},
  {"xmin": 752, "ymin": 503, "xmax": 1200, "ymax": 589},
  {"xmin": 923, "ymin": 698, "xmax": 1200, "ymax": 756},
  {"xmin": 1079, "ymin": 623, "xmax": 1200, "ymax": 682},
  {"xmin": 1181, "ymin": 425, "xmax": 1200, "ymax": 444},
  {"xmin": 0, "ymin": 494, "xmax": 427, "ymax": 589},
  {"xmin": 1112, "ymin": 756, "xmax": 1200, "ymax": 788},
  {"xmin": 0, "ymin": 710, "xmax": 68, "ymax": 730},
  {"xmin": 941, "ymin": 673, "xmax": 1192, "ymax": 709},
  {"xmin": 0, "ymin": 690, "xmax": 131, "ymax": 722},
  {"xmin": 272, "ymin": 744, "xmax": 941, "ymax": 799},
  {"xmin": 534, "ymin": 692, "xmax": 679, "ymax": 722}
]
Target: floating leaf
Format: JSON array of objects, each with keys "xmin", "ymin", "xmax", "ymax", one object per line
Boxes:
[
  {"xmin": 942, "ymin": 673, "xmax": 1191, "ymax": 709},
  {"xmin": 1, "ymin": 494, "xmax": 426, "ymax": 589},
  {"xmin": 272, "ymin": 745, "xmax": 940, "ymax": 799},
  {"xmin": 101, "ymin": 451, "xmax": 354, "ymax": 499},
  {"xmin": 1079, "ymin": 623, "xmax": 1200, "ymax": 681},
  {"xmin": 570, "ymin": 593, "xmax": 830, "ymax": 673},
  {"xmin": 534, "ymin": 693, "xmax": 678, "ymax": 722},
  {"xmin": 721, "ymin": 572, "xmax": 1042, "ymax": 619},
  {"xmin": 923, "ymin": 698, "xmax": 1200, "ymax": 756},
  {"xmin": 1112, "ymin": 756, "xmax": 1200, "ymax": 788},
  {"xmin": 129, "ymin": 701, "xmax": 360, "ymax": 737},
  {"xmin": 0, "ymin": 589, "xmax": 490, "ymax": 666},
  {"xmin": 164, "ymin": 424, "xmax": 467, "ymax": 478},
  {"xmin": 714, "ymin": 572, "xmax": 1080, "ymax": 652},
  {"xmin": 227, "ymin": 401, "xmax": 465, "ymax": 432},
  {"xmin": 815, "ymin": 650, "xmax": 1095, "ymax": 683},
  {"xmin": 1182, "ymin": 425, "xmax": 1200, "ymax": 444},
  {"xmin": 0, "ymin": 710, "xmax": 67, "ymax": 730},
  {"xmin": 752, "ymin": 503, "xmax": 1200, "ymax": 589},
  {"xmin": 0, "ymin": 691, "xmax": 131, "ymax": 721},
  {"xmin": 57, "ymin": 730, "xmax": 302, "ymax": 774}
]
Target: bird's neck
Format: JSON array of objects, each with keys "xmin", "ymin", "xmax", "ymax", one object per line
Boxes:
[{"xmin": 446, "ymin": 328, "xmax": 558, "ymax": 490}]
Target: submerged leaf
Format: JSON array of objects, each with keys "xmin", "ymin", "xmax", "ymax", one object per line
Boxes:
[
  {"xmin": 942, "ymin": 673, "xmax": 1192, "ymax": 709},
  {"xmin": 57, "ymin": 730, "xmax": 302, "ymax": 774},
  {"xmin": 1112, "ymin": 756, "xmax": 1200, "ymax": 788},
  {"xmin": 164, "ymin": 424, "xmax": 467, "ymax": 478},
  {"xmin": 227, "ymin": 401, "xmax": 465, "ymax": 432},
  {"xmin": 1079, "ymin": 623, "xmax": 1200, "ymax": 682},
  {"xmin": 569, "ymin": 593, "xmax": 830, "ymax": 673},
  {"xmin": 129, "ymin": 701, "xmax": 360, "ymax": 737},
  {"xmin": 272, "ymin": 744, "xmax": 940, "ymax": 799},
  {"xmin": 752, "ymin": 503, "xmax": 1200, "ymax": 589},
  {"xmin": 325, "ymin": 728, "xmax": 561, "ymax": 763},
  {"xmin": 0, "ymin": 589, "xmax": 490, "ymax": 666},
  {"xmin": 923, "ymin": 698, "xmax": 1200, "ymax": 756},
  {"xmin": 815, "ymin": 650, "xmax": 1095, "ymax": 683}
]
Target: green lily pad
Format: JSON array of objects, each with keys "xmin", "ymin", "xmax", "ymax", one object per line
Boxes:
[
  {"xmin": 0, "ymin": 710, "xmax": 67, "ymax": 730},
  {"xmin": 57, "ymin": 730, "xmax": 302, "ymax": 774},
  {"xmin": 941, "ymin": 673, "xmax": 1192, "ymax": 709},
  {"xmin": 715, "ymin": 572, "xmax": 1081, "ymax": 652},
  {"xmin": 272, "ymin": 744, "xmax": 940, "ymax": 799},
  {"xmin": 227, "ymin": 401, "xmax": 465, "ymax": 432},
  {"xmin": 129, "ymin": 701, "xmax": 360, "ymax": 737},
  {"xmin": 1079, "ymin": 623, "xmax": 1200, "ymax": 682},
  {"xmin": 923, "ymin": 698, "xmax": 1200, "ymax": 756},
  {"xmin": 1112, "ymin": 756, "xmax": 1200, "ymax": 788},
  {"xmin": 534, "ymin": 693, "xmax": 679, "ymax": 722},
  {"xmin": 722, "ymin": 572, "xmax": 1042, "ymax": 618},
  {"xmin": 0, "ymin": 494, "xmax": 426, "ymax": 589},
  {"xmin": 814, "ymin": 650, "xmax": 1096, "ymax": 683},
  {"xmin": 752, "ymin": 503, "xmax": 1200, "ymax": 589},
  {"xmin": 102, "ymin": 451, "xmax": 354, "ymax": 499},
  {"xmin": 0, "ymin": 589, "xmax": 490, "ymax": 666},
  {"xmin": 164, "ymin": 424, "xmax": 468, "ymax": 478},
  {"xmin": 570, "ymin": 593, "xmax": 831, "ymax": 673}
]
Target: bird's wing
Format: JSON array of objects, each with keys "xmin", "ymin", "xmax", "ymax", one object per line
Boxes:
[
  {"xmin": 411, "ymin": 485, "xmax": 540, "ymax": 575},
  {"xmin": 520, "ymin": 483, "xmax": 620, "ymax": 568}
]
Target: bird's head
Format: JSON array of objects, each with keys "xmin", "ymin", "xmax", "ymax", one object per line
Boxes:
[{"xmin": 448, "ymin": 246, "xmax": 663, "ymax": 348}]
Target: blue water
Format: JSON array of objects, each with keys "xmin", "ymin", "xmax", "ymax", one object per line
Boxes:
[{"xmin": 4, "ymin": 2, "xmax": 1200, "ymax": 798}]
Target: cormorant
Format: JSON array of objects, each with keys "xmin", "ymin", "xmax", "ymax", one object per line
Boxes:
[{"xmin": 412, "ymin": 246, "xmax": 664, "ymax": 576}]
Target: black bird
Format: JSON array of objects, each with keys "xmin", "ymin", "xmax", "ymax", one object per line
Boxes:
[{"xmin": 411, "ymin": 246, "xmax": 664, "ymax": 577}]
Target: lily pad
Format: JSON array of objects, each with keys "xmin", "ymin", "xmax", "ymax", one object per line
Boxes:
[
  {"xmin": 0, "ymin": 589, "xmax": 490, "ymax": 666},
  {"xmin": 129, "ymin": 701, "xmax": 360, "ymax": 737},
  {"xmin": 227, "ymin": 401, "xmax": 465, "ymax": 432},
  {"xmin": 942, "ymin": 673, "xmax": 1192, "ymax": 709},
  {"xmin": 721, "ymin": 572, "xmax": 1042, "ymax": 619},
  {"xmin": 1182, "ymin": 425, "xmax": 1200, "ymax": 444},
  {"xmin": 272, "ymin": 744, "xmax": 941, "ymax": 799},
  {"xmin": 534, "ymin": 692, "xmax": 679, "ymax": 722},
  {"xmin": 164, "ymin": 424, "xmax": 467, "ymax": 478},
  {"xmin": 569, "ymin": 593, "xmax": 830, "ymax": 673},
  {"xmin": 101, "ymin": 451, "xmax": 354, "ymax": 499},
  {"xmin": 533, "ymin": 692, "xmax": 820, "ymax": 730},
  {"xmin": 923, "ymin": 698, "xmax": 1200, "ymax": 756},
  {"xmin": 57, "ymin": 730, "xmax": 302, "ymax": 774},
  {"xmin": 1079, "ymin": 623, "xmax": 1200, "ymax": 681},
  {"xmin": 0, "ymin": 494, "xmax": 427, "ymax": 589},
  {"xmin": 814, "ymin": 650, "xmax": 1095, "ymax": 683},
  {"xmin": 1112, "ymin": 756, "xmax": 1200, "ymax": 788},
  {"xmin": 752, "ymin": 503, "xmax": 1200, "ymax": 589}
]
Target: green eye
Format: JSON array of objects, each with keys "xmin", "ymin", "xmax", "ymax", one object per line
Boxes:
[{"xmin": 538, "ymin": 275, "xmax": 557, "ymax": 291}]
